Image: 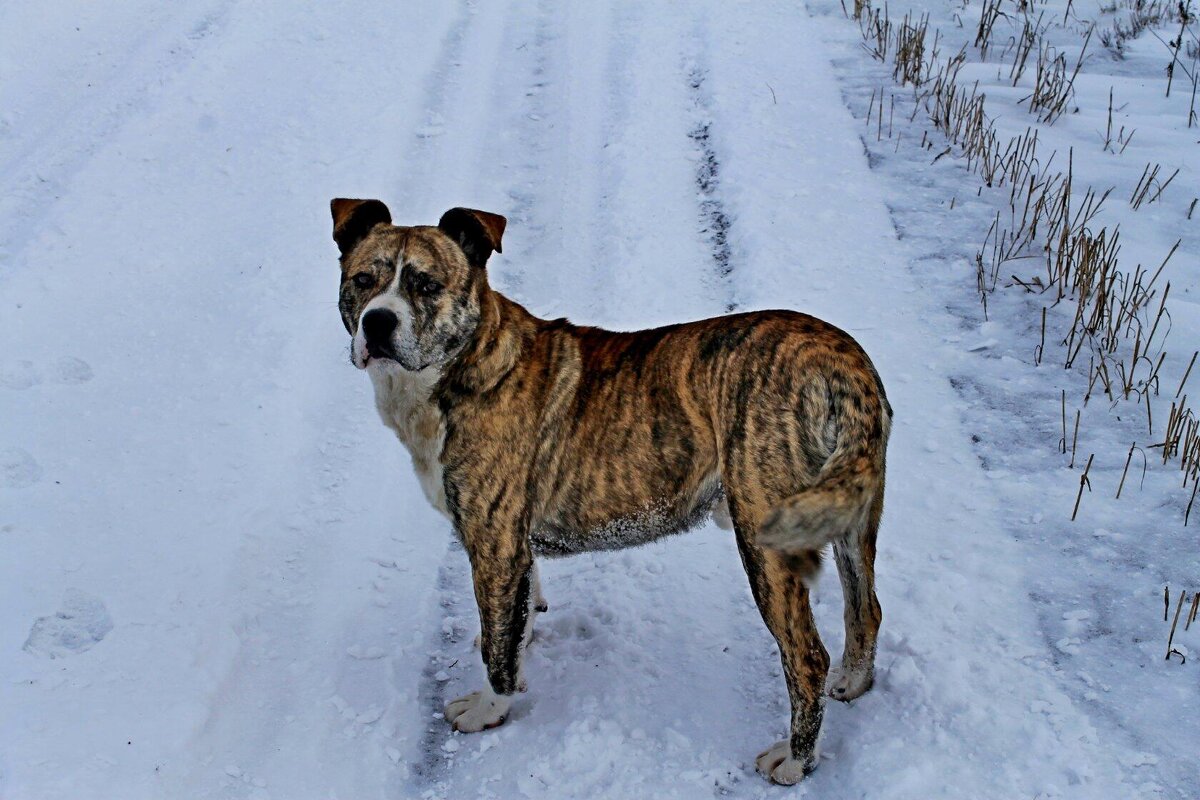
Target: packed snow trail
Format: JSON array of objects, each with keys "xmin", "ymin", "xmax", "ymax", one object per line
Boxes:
[{"xmin": 0, "ymin": 1, "xmax": 1193, "ymax": 799}]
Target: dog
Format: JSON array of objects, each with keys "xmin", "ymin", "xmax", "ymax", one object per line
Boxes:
[{"xmin": 331, "ymin": 199, "xmax": 891, "ymax": 784}]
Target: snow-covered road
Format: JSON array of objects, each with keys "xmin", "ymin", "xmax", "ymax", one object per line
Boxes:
[{"xmin": 2, "ymin": 1, "xmax": 1194, "ymax": 798}]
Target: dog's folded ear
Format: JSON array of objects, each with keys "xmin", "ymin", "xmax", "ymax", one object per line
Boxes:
[
  {"xmin": 438, "ymin": 207, "xmax": 506, "ymax": 269},
  {"xmin": 331, "ymin": 198, "xmax": 392, "ymax": 256}
]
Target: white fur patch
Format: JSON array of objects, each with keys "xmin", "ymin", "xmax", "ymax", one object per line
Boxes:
[{"xmin": 368, "ymin": 363, "xmax": 447, "ymax": 517}]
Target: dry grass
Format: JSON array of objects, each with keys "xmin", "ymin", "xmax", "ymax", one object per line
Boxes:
[
  {"xmin": 1165, "ymin": 587, "xmax": 1190, "ymax": 660},
  {"xmin": 1097, "ymin": 0, "xmax": 1199, "ymax": 124},
  {"xmin": 1129, "ymin": 161, "xmax": 1180, "ymax": 209},
  {"xmin": 1008, "ymin": 10, "xmax": 1049, "ymax": 85},
  {"xmin": 976, "ymin": 0, "xmax": 1007, "ymax": 61},
  {"xmin": 1098, "ymin": 0, "xmax": 1191, "ymax": 57},
  {"xmin": 842, "ymin": 0, "xmax": 1200, "ymax": 520},
  {"xmin": 860, "ymin": 3, "xmax": 893, "ymax": 61},
  {"xmin": 1102, "ymin": 88, "xmax": 1137, "ymax": 153},
  {"xmin": 1022, "ymin": 28, "xmax": 1093, "ymax": 124},
  {"xmin": 894, "ymin": 11, "xmax": 931, "ymax": 86}
]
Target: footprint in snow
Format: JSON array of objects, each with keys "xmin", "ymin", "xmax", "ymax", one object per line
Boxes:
[
  {"xmin": 0, "ymin": 357, "xmax": 92, "ymax": 389},
  {"xmin": 1, "ymin": 447, "xmax": 42, "ymax": 488},
  {"xmin": 51, "ymin": 356, "xmax": 93, "ymax": 385},
  {"xmin": 23, "ymin": 589, "xmax": 114, "ymax": 658},
  {"xmin": 0, "ymin": 360, "xmax": 40, "ymax": 390}
]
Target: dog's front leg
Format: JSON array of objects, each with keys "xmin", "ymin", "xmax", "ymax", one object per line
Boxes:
[
  {"xmin": 444, "ymin": 528, "xmax": 534, "ymax": 733},
  {"xmin": 472, "ymin": 559, "xmax": 546, "ymax": 649}
]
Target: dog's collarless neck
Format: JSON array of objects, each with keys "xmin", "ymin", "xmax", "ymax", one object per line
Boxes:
[{"xmin": 436, "ymin": 290, "xmax": 531, "ymax": 404}]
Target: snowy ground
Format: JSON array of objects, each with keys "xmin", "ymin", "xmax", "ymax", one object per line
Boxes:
[{"xmin": 2, "ymin": 1, "xmax": 1197, "ymax": 798}]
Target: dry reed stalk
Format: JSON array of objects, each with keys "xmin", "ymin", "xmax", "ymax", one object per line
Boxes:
[
  {"xmin": 1116, "ymin": 441, "xmax": 1136, "ymax": 497},
  {"xmin": 1178, "ymin": 351, "xmax": 1198, "ymax": 397},
  {"xmin": 1166, "ymin": 588, "xmax": 1186, "ymax": 659},
  {"xmin": 1072, "ymin": 453, "xmax": 1095, "ymax": 520}
]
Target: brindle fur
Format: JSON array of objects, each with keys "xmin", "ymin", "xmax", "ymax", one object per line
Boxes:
[{"xmin": 332, "ymin": 199, "xmax": 892, "ymax": 784}]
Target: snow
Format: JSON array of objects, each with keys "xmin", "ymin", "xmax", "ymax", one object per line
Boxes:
[{"xmin": 1, "ymin": 0, "xmax": 1197, "ymax": 798}]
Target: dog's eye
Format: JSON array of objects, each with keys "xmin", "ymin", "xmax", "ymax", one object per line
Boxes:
[
  {"xmin": 353, "ymin": 273, "xmax": 374, "ymax": 289},
  {"xmin": 417, "ymin": 278, "xmax": 442, "ymax": 297}
]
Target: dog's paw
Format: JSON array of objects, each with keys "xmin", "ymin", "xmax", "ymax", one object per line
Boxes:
[
  {"xmin": 827, "ymin": 663, "xmax": 874, "ymax": 702},
  {"xmin": 444, "ymin": 689, "xmax": 511, "ymax": 733},
  {"xmin": 755, "ymin": 740, "xmax": 816, "ymax": 785}
]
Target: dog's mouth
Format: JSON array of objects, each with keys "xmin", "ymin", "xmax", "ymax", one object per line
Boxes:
[
  {"xmin": 360, "ymin": 341, "xmax": 427, "ymax": 372},
  {"xmin": 354, "ymin": 334, "xmax": 431, "ymax": 372},
  {"xmin": 365, "ymin": 341, "xmax": 398, "ymax": 362},
  {"xmin": 352, "ymin": 338, "xmax": 399, "ymax": 370}
]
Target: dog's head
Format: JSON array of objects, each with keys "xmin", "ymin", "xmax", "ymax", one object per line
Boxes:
[{"xmin": 331, "ymin": 199, "xmax": 506, "ymax": 371}]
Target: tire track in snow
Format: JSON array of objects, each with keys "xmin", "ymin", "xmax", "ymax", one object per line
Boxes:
[
  {"xmin": 410, "ymin": 542, "xmax": 472, "ymax": 784},
  {"xmin": 684, "ymin": 33, "xmax": 739, "ymax": 313},
  {"xmin": 405, "ymin": 1, "xmax": 709, "ymax": 793},
  {"xmin": 388, "ymin": 0, "xmax": 477, "ymax": 212},
  {"xmin": 679, "ymin": 20, "xmax": 820, "ymax": 790},
  {"xmin": 0, "ymin": 0, "xmax": 238, "ymax": 264},
  {"xmin": 484, "ymin": 0, "xmax": 558, "ymax": 300},
  {"xmin": 312, "ymin": 0, "xmax": 489, "ymax": 787},
  {"xmin": 404, "ymin": 0, "xmax": 554, "ymax": 789},
  {"xmin": 490, "ymin": 0, "xmax": 621, "ymax": 312},
  {"xmin": 397, "ymin": 0, "xmax": 478, "ymax": 784},
  {"xmin": 416, "ymin": 4, "xmax": 801, "ymax": 796},
  {"xmin": 407, "ymin": 3, "xmax": 792, "ymax": 794}
]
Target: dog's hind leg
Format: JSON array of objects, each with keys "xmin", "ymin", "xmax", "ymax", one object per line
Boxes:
[
  {"xmin": 828, "ymin": 486, "xmax": 884, "ymax": 702},
  {"xmin": 727, "ymin": 492, "xmax": 829, "ymax": 785}
]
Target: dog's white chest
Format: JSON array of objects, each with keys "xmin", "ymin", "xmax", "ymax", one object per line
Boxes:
[{"xmin": 369, "ymin": 366, "xmax": 448, "ymax": 517}]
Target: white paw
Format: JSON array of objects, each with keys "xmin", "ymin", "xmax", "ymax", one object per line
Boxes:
[
  {"xmin": 444, "ymin": 688, "xmax": 511, "ymax": 733},
  {"xmin": 755, "ymin": 740, "xmax": 815, "ymax": 785},
  {"xmin": 827, "ymin": 663, "xmax": 873, "ymax": 701}
]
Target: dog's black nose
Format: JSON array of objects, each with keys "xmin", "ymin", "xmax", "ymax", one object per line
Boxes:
[{"xmin": 362, "ymin": 308, "xmax": 398, "ymax": 345}]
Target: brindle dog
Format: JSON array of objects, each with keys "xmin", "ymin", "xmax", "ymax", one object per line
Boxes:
[{"xmin": 331, "ymin": 199, "xmax": 892, "ymax": 784}]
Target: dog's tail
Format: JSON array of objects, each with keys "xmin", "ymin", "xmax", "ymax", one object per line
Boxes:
[{"xmin": 756, "ymin": 401, "xmax": 890, "ymax": 579}]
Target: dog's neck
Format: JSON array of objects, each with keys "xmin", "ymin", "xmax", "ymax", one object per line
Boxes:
[{"xmin": 437, "ymin": 285, "xmax": 537, "ymax": 402}]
